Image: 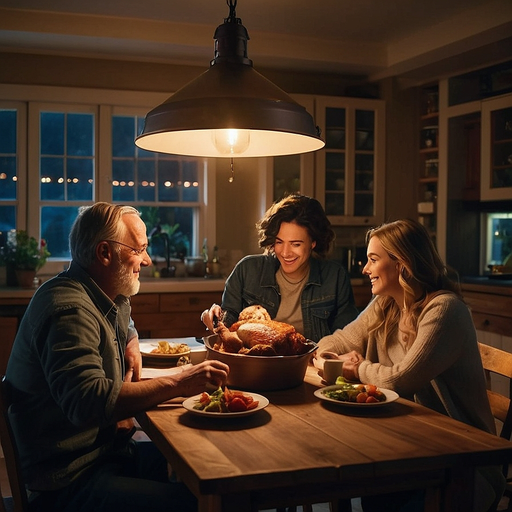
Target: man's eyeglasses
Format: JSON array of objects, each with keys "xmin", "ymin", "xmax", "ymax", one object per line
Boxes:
[{"xmin": 105, "ymin": 240, "xmax": 149, "ymax": 256}]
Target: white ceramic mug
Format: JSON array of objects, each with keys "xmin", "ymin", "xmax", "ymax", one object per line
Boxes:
[{"xmin": 323, "ymin": 359, "xmax": 344, "ymax": 384}]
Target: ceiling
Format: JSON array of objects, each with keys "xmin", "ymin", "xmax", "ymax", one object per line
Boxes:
[{"xmin": 1, "ymin": 0, "xmax": 512, "ymax": 83}]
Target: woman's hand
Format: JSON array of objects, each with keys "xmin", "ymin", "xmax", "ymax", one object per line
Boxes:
[
  {"xmin": 341, "ymin": 356, "xmax": 364, "ymax": 382},
  {"xmin": 201, "ymin": 303, "xmax": 224, "ymax": 331},
  {"xmin": 314, "ymin": 349, "xmax": 363, "ymax": 367},
  {"xmin": 338, "ymin": 350, "xmax": 364, "ymax": 364}
]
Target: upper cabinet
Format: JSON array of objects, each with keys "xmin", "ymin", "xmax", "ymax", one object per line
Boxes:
[
  {"xmin": 265, "ymin": 94, "xmax": 316, "ymax": 203},
  {"xmin": 417, "ymin": 86, "xmax": 439, "ymax": 243},
  {"xmin": 314, "ymin": 96, "xmax": 385, "ymax": 225},
  {"xmin": 265, "ymin": 94, "xmax": 385, "ymax": 227},
  {"xmin": 481, "ymin": 93, "xmax": 512, "ymax": 201}
]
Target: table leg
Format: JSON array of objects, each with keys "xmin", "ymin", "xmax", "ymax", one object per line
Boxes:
[
  {"xmin": 198, "ymin": 493, "xmax": 252, "ymax": 512},
  {"xmin": 198, "ymin": 494, "xmax": 221, "ymax": 512},
  {"xmin": 440, "ymin": 466, "xmax": 474, "ymax": 512}
]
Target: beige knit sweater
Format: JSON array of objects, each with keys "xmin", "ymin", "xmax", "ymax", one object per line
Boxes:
[{"xmin": 318, "ymin": 292, "xmax": 495, "ymax": 434}]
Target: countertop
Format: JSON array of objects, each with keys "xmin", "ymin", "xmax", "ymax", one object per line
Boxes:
[
  {"xmin": 0, "ymin": 276, "xmax": 371, "ymax": 300},
  {"xmin": 0, "ymin": 277, "xmax": 227, "ymax": 300},
  {"xmin": 461, "ymin": 276, "xmax": 512, "ymax": 296}
]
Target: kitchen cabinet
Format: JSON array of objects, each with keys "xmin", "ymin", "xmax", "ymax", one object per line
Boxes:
[
  {"xmin": 417, "ymin": 71, "xmax": 512, "ymax": 269},
  {"xmin": 417, "ymin": 85, "xmax": 439, "ymax": 243},
  {"xmin": 270, "ymin": 152, "xmax": 315, "ymax": 201},
  {"xmin": 264, "ymin": 94, "xmax": 385, "ymax": 226},
  {"xmin": 131, "ymin": 286, "xmax": 373, "ymax": 338},
  {"xmin": 0, "ymin": 297, "xmax": 30, "ymax": 374},
  {"xmin": 265, "ymin": 94, "xmax": 316, "ymax": 202},
  {"xmin": 314, "ymin": 96, "xmax": 385, "ymax": 226},
  {"xmin": 461, "ymin": 282, "xmax": 512, "ymax": 337},
  {"xmin": 273, "ymin": 95, "xmax": 316, "ymax": 200},
  {"xmin": 352, "ymin": 281, "xmax": 372, "ymax": 311},
  {"xmin": 0, "ymin": 290, "xmax": 223, "ymax": 369},
  {"xmin": 481, "ymin": 93, "xmax": 512, "ymax": 201},
  {"xmin": 130, "ymin": 291, "xmax": 222, "ymax": 339}
]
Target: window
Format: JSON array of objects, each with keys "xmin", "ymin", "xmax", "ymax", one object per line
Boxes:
[
  {"xmin": 0, "ymin": 101, "xmax": 26, "ymax": 248},
  {"xmin": 0, "ymin": 108, "xmax": 17, "ymax": 245},
  {"xmin": 0, "ymin": 87, "xmax": 214, "ymax": 275},
  {"xmin": 38, "ymin": 106, "xmax": 96, "ymax": 258},
  {"xmin": 110, "ymin": 113, "xmax": 200, "ymax": 263},
  {"xmin": 484, "ymin": 212, "xmax": 512, "ymax": 271}
]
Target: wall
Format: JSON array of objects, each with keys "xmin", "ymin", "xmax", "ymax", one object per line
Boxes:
[
  {"xmin": 0, "ymin": 52, "xmax": 369, "ymax": 97},
  {"xmin": 214, "ymin": 158, "xmax": 265, "ymax": 271},
  {"xmin": 380, "ymin": 77, "xmax": 419, "ymax": 223},
  {"xmin": 0, "ymin": 51, "xmax": 420, "ymax": 268}
]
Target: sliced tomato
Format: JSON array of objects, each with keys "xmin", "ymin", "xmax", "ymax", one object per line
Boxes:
[
  {"xmin": 223, "ymin": 387, "xmax": 234, "ymax": 402},
  {"xmin": 199, "ymin": 392, "xmax": 211, "ymax": 405},
  {"xmin": 365, "ymin": 384, "xmax": 378, "ymax": 396},
  {"xmin": 356, "ymin": 392, "xmax": 369, "ymax": 403},
  {"xmin": 246, "ymin": 400, "xmax": 259, "ymax": 410},
  {"xmin": 227, "ymin": 397, "xmax": 248, "ymax": 412},
  {"xmin": 365, "ymin": 395, "xmax": 379, "ymax": 403},
  {"xmin": 242, "ymin": 394, "xmax": 254, "ymax": 405}
]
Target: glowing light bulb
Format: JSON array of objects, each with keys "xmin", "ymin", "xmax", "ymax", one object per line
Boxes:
[{"xmin": 212, "ymin": 129, "xmax": 250, "ymax": 155}]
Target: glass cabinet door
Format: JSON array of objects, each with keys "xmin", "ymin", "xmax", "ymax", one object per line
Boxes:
[
  {"xmin": 323, "ymin": 106, "xmax": 346, "ymax": 216},
  {"xmin": 353, "ymin": 109, "xmax": 376, "ymax": 217},
  {"xmin": 481, "ymin": 93, "xmax": 512, "ymax": 200},
  {"xmin": 315, "ymin": 97, "xmax": 385, "ymax": 225}
]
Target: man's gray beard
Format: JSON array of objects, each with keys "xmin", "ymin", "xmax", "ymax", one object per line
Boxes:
[{"xmin": 114, "ymin": 256, "xmax": 141, "ymax": 297}]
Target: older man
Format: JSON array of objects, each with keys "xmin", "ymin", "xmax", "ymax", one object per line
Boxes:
[{"xmin": 6, "ymin": 202, "xmax": 229, "ymax": 512}]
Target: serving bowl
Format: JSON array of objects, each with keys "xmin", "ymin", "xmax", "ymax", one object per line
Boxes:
[{"xmin": 203, "ymin": 334, "xmax": 317, "ymax": 391}]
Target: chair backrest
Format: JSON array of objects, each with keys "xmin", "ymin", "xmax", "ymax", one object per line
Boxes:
[
  {"xmin": 0, "ymin": 376, "xmax": 29, "ymax": 512},
  {"xmin": 478, "ymin": 342, "xmax": 512, "ymax": 440}
]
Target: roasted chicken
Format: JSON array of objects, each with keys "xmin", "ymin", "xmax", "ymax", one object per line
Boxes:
[{"xmin": 213, "ymin": 306, "xmax": 313, "ymax": 356}]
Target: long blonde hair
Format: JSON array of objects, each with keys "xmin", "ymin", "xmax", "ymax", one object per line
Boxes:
[{"xmin": 366, "ymin": 219, "xmax": 461, "ymax": 346}]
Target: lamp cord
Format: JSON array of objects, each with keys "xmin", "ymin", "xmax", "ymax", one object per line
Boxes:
[
  {"xmin": 227, "ymin": 0, "xmax": 237, "ymax": 21},
  {"xmin": 229, "ymin": 158, "xmax": 235, "ymax": 183}
]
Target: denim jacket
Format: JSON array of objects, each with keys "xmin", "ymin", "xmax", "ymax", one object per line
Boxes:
[{"xmin": 221, "ymin": 254, "xmax": 359, "ymax": 342}]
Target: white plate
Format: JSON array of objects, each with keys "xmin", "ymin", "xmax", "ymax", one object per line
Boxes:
[
  {"xmin": 182, "ymin": 392, "xmax": 269, "ymax": 417},
  {"xmin": 140, "ymin": 341, "xmax": 191, "ymax": 359},
  {"xmin": 140, "ymin": 348, "xmax": 191, "ymax": 359},
  {"xmin": 314, "ymin": 385, "xmax": 399, "ymax": 407}
]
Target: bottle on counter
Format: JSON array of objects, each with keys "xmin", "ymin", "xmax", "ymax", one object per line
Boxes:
[{"xmin": 211, "ymin": 246, "xmax": 221, "ymax": 278}]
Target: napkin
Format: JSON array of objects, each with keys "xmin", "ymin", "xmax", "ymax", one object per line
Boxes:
[{"xmin": 141, "ymin": 365, "xmax": 191, "ymax": 379}]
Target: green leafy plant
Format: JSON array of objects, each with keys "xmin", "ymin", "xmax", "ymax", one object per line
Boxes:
[{"xmin": 4, "ymin": 230, "xmax": 50, "ymax": 271}]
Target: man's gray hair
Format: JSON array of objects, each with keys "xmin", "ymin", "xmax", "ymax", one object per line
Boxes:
[{"xmin": 69, "ymin": 202, "xmax": 140, "ymax": 268}]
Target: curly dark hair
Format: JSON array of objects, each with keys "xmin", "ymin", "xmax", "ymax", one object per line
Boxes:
[{"xmin": 256, "ymin": 194, "xmax": 335, "ymax": 258}]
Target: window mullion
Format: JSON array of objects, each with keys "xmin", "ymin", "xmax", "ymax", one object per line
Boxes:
[
  {"xmin": 97, "ymin": 104, "xmax": 112, "ymax": 202},
  {"xmin": 26, "ymin": 101, "xmax": 41, "ymax": 235}
]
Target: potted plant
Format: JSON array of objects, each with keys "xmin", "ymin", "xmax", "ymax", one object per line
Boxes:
[{"xmin": 4, "ymin": 230, "xmax": 50, "ymax": 287}]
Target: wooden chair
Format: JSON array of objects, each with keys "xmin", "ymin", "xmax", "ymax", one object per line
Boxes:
[
  {"xmin": 0, "ymin": 376, "xmax": 29, "ymax": 512},
  {"xmin": 478, "ymin": 342, "xmax": 512, "ymax": 511}
]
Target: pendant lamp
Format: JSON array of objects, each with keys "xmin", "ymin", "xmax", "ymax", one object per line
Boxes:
[{"xmin": 135, "ymin": 0, "xmax": 325, "ymax": 158}]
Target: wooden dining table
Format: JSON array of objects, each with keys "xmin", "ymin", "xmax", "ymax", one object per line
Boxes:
[{"xmin": 136, "ymin": 365, "xmax": 512, "ymax": 512}]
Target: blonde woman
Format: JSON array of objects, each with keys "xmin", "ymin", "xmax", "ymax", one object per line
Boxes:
[{"xmin": 315, "ymin": 218, "xmax": 504, "ymax": 512}]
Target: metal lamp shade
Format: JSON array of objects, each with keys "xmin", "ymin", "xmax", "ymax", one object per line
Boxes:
[
  {"xmin": 135, "ymin": 2, "xmax": 324, "ymax": 158},
  {"xmin": 135, "ymin": 62, "xmax": 324, "ymax": 158}
]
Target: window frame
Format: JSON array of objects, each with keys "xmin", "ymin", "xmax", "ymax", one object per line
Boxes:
[
  {"xmin": 0, "ymin": 84, "xmax": 217, "ymax": 276},
  {"xmin": 0, "ymin": 100, "xmax": 27, "ymax": 231}
]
